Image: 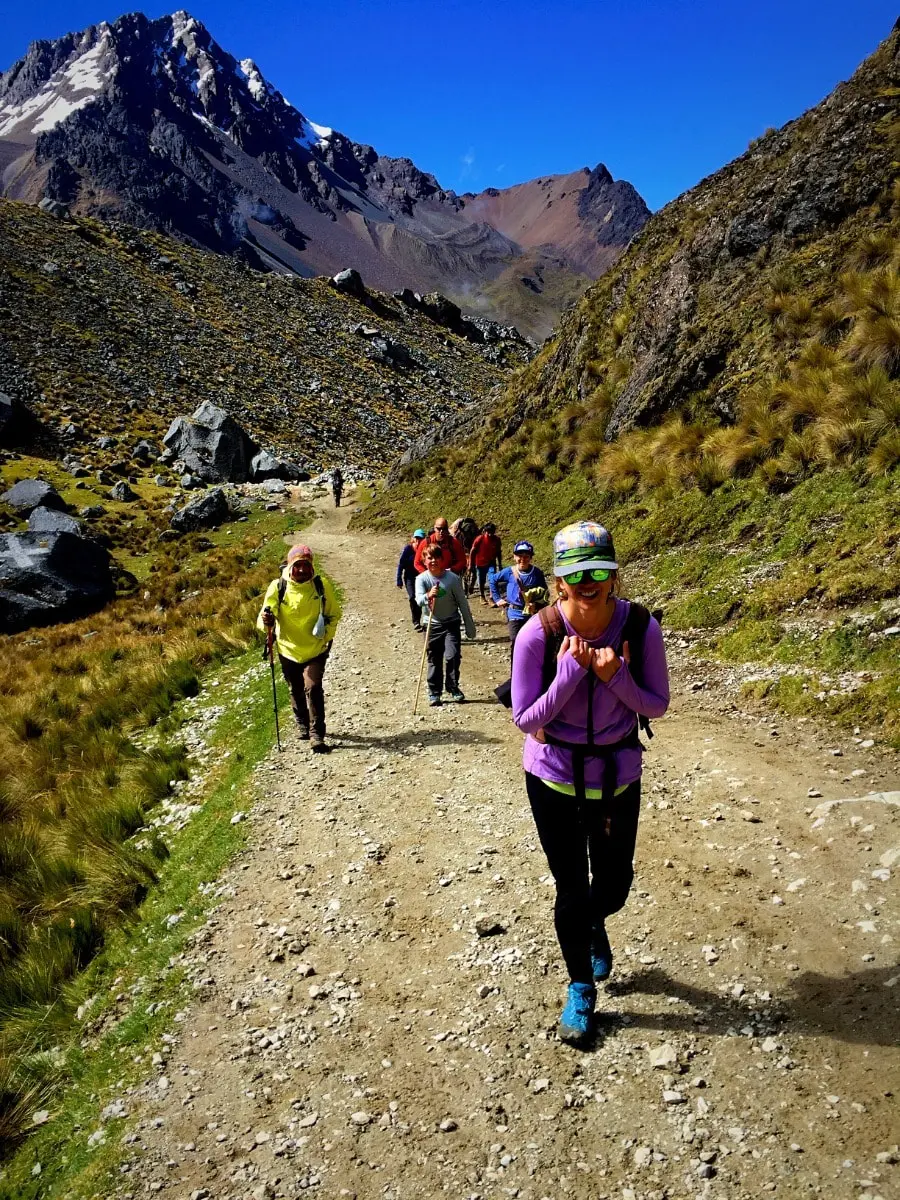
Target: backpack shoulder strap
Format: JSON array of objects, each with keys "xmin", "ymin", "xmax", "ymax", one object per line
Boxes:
[
  {"xmin": 313, "ymin": 573, "xmax": 325, "ymax": 600},
  {"xmin": 538, "ymin": 604, "xmax": 566, "ymax": 694},
  {"xmin": 277, "ymin": 577, "xmax": 287, "ymax": 608},
  {"xmin": 620, "ymin": 601, "xmax": 663, "ymax": 739}
]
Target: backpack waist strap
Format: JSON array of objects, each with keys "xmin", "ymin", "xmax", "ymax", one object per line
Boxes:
[{"xmin": 538, "ymin": 723, "xmax": 641, "ymax": 806}]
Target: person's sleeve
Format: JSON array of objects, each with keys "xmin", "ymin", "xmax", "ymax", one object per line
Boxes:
[
  {"xmin": 452, "ymin": 538, "xmax": 467, "ymax": 573},
  {"xmin": 322, "ymin": 576, "xmax": 342, "ymax": 636},
  {"xmin": 511, "ymin": 622, "xmax": 586, "ymax": 732},
  {"xmin": 256, "ymin": 579, "xmax": 280, "ymax": 632},
  {"xmin": 454, "ymin": 577, "xmax": 476, "ymax": 638},
  {"xmin": 414, "ymin": 572, "xmax": 430, "ymax": 616},
  {"xmin": 604, "ymin": 617, "xmax": 670, "ymax": 718},
  {"xmin": 396, "ymin": 545, "xmax": 409, "ymax": 586},
  {"xmin": 413, "ymin": 539, "xmax": 427, "ymax": 573},
  {"xmin": 490, "ymin": 567, "xmax": 508, "ymax": 603}
]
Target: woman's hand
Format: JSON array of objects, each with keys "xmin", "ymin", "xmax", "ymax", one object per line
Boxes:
[
  {"xmin": 592, "ymin": 640, "xmax": 630, "ymax": 682},
  {"xmin": 567, "ymin": 635, "xmax": 594, "ymax": 671}
]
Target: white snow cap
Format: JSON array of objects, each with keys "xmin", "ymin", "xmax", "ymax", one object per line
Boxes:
[{"xmin": 0, "ymin": 27, "xmax": 115, "ymax": 140}]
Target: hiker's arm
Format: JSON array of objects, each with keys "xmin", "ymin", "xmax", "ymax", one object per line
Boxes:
[
  {"xmin": 604, "ymin": 618, "xmax": 670, "ymax": 718},
  {"xmin": 414, "ymin": 573, "xmax": 430, "ymax": 617},
  {"xmin": 453, "ymin": 576, "xmax": 476, "ymax": 639},
  {"xmin": 396, "ymin": 546, "xmax": 409, "ymax": 586},
  {"xmin": 256, "ymin": 580, "xmax": 280, "ymax": 632},
  {"xmin": 489, "ymin": 567, "xmax": 507, "ymax": 604},
  {"xmin": 512, "ymin": 626, "xmax": 586, "ymax": 732},
  {"xmin": 322, "ymin": 576, "xmax": 343, "ymax": 636}
]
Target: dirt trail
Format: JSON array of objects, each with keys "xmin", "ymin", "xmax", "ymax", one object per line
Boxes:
[{"xmin": 115, "ymin": 496, "xmax": 899, "ymax": 1200}]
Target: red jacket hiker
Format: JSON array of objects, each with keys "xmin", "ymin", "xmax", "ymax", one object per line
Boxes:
[
  {"xmin": 414, "ymin": 529, "xmax": 467, "ymax": 574},
  {"xmin": 469, "ymin": 531, "xmax": 502, "ymax": 569}
]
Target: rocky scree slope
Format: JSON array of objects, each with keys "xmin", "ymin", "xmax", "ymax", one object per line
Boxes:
[
  {"xmin": 0, "ymin": 197, "xmax": 532, "ymax": 473},
  {"xmin": 363, "ymin": 25, "xmax": 900, "ymax": 742},
  {"xmin": 0, "ymin": 10, "xmax": 649, "ymax": 340}
]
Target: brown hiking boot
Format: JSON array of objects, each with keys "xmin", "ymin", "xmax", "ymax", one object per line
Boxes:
[
  {"xmin": 297, "ymin": 724, "xmax": 310, "ymax": 741},
  {"xmin": 311, "ymin": 733, "xmax": 331, "ymax": 754}
]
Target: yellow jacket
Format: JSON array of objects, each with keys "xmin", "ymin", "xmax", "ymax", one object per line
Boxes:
[{"xmin": 257, "ymin": 568, "xmax": 342, "ymax": 664}]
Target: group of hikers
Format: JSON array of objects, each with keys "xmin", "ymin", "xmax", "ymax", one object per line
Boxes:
[{"xmin": 257, "ymin": 514, "xmax": 669, "ymax": 1047}]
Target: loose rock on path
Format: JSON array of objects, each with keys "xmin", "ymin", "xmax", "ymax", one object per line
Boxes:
[{"xmin": 112, "ymin": 497, "xmax": 899, "ymax": 1200}]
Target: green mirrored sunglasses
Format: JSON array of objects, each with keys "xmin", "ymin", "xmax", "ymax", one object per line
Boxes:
[{"xmin": 563, "ymin": 567, "xmax": 613, "ymax": 584}]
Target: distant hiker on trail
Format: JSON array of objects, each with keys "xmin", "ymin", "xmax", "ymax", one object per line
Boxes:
[
  {"xmin": 331, "ymin": 468, "xmax": 344, "ymax": 508},
  {"xmin": 510, "ymin": 521, "xmax": 669, "ymax": 1046},
  {"xmin": 450, "ymin": 516, "xmax": 480, "ymax": 592},
  {"xmin": 415, "ymin": 543, "xmax": 476, "ymax": 706},
  {"xmin": 258, "ymin": 544, "xmax": 343, "ymax": 753},
  {"xmin": 490, "ymin": 540, "xmax": 548, "ymax": 659},
  {"xmin": 469, "ymin": 522, "xmax": 502, "ymax": 604},
  {"xmin": 413, "ymin": 516, "xmax": 467, "ymax": 575},
  {"xmin": 397, "ymin": 528, "xmax": 427, "ymax": 631}
]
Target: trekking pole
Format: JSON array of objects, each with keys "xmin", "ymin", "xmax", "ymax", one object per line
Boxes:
[
  {"xmin": 263, "ymin": 607, "xmax": 283, "ymax": 752},
  {"xmin": 413, "ymin": 603, "xmax": 435, "ymax": 715}
]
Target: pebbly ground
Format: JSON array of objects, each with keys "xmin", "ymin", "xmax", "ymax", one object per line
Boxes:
[{"xmin": 110, "ymin": 496, "xmax": 899, "ymax": 1200}]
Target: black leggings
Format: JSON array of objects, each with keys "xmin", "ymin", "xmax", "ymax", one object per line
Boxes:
[{"xmin": 526, "ymin": 772, "xmax": 641, "ymax": 984}]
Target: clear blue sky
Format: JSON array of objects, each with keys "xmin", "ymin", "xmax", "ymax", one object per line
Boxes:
[{"xmin": 2, "ymin": 1, "xmax": 896, "ymax": 210}]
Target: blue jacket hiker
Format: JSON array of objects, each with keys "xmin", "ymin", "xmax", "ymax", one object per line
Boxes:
[
  {"xmin": 414, "ymin": 543, "xmax": 476, "ymax": 706},
  {"xmin": 490, "ymin": 539, "xmax": 547, "ymax": 660},
  {"xmin": 397, "ymin": 530, "xmax": 426, "ymax": 630}
]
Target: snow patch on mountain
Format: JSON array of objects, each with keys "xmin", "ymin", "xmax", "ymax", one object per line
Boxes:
[
  {"xmin": 0, "ymin": 32, "xmax": 115, "ymax": 140},
  {"xmin": 296, "ymin": 116, "xmax": 333, "ymax": 150}
]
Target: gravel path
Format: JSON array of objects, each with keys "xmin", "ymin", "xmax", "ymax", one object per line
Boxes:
[{"xmin": 113, "ymin": 497, "xmax": 900, "ymax": 1200}]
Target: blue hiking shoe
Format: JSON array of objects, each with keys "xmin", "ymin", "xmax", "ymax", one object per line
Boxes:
[
  {"xmin": 558, "ymin": 982, "xmax": 596, "ymax": 1045},
  {"xmin": 592, "ymin": 924, "xmax": 613, "ymax": 983}
]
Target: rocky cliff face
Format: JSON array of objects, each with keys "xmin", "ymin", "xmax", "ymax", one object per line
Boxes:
[{"xmin": 0, "ymin": 10, "xmax": 650, "ymax": 339}]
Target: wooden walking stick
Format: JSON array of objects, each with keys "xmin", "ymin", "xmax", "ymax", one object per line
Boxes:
[{"xmin": 413, "ymin": 602, "xmax": 435, "ymax": 715}]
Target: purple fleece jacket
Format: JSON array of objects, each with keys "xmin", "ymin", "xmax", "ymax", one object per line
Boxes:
[{"xmin": 511, "ymin": 599, "xmax": 670, "ymax": 790}]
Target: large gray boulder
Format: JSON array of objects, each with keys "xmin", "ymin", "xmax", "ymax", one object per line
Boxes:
[
  {"xmin": 27, "ymin": 507, "xmax": 83, "ymax": 535},
  {"xmin": 0, "ymin": 531, "xmax": 114, "ymax": 632},
  {"xmin": 1, "ymin": 478, "xmax": 65, "ymax": 514},
  {"xmin": 249, "ymin": 450, "xmax": 308, "ymax": 482},
  {"xmin": 162, "ymin": 403, "xmax": 256, "ymax": 483},
  {"xmin": 170, "ymin": 487, "xmax": 231, "ymax": 533}
]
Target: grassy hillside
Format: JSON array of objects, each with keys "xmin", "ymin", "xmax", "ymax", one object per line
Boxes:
[{"xmin": 360, "ymin": 28, "xmax": 900, "ymax": 744}]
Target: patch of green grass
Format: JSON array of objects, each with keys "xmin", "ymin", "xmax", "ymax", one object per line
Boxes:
[
  {"xmin": 0, "ymin": 503, "xmax": 310, "ymax": 1150},
  {"xmin": 0, "ymin": 647, "xmax": 283, "ymax": 1198}
]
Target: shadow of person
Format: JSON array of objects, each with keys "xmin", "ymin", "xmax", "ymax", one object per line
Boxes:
[
  {"xmin": 597, "ymin": 964, "xmax": 899, "ymax": 1048},
  {"xmin": 333, "ymin": 729, "xmax": 503, "ymax": 751}
]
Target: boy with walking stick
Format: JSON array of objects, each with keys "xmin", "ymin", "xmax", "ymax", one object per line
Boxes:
[
  {"xmin": 258, "ymin": 544, "xmax": 342, "ymax": 752},
  {"xmin": 414, "ymin": 544, "xmax": 476, "ymax": 707}
]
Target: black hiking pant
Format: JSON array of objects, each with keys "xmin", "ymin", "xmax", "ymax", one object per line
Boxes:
[
  {"xmin": 279, "ymin": 650, "xmax": 329, "ymax": 738},
  {"xmin": 426, "ymin": 616, "xmax": 462, "ymax": 697},
  {"xmin": 474, "ymin": 564, "xmax": 491, "ymax": 600},
  {"xmin": 333, "ymin": 488, "xmax": 342, "ymax": 508},
  {"xmin": 508, "ymin": 616, "xmax": 529, "ymax": 663},
  {"xmin": 526, "ymin": 773, "xmax": 641, "ymax": 984},
  {"xmin": 403, "ymin": 576, "xmax": 420, "ymax": 627}
]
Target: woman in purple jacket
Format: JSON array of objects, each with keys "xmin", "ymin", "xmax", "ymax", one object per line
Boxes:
[{"xmin": 511, "ymin": 521, "xmax": 669, "ymax": 1045}]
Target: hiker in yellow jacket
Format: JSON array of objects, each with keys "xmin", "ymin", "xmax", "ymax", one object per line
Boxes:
[{"xmin": 258, "ymin": 544, "xmax": 342, "ymax": 753}]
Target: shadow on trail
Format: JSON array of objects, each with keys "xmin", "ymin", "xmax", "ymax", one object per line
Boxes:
[
  {"xmin": 334, "ymin": 729, "xmax": 504, "ymax": 751},
  {"xmin": 595, "ymin": 964, "xmax": 900, "ymax": 1048}
]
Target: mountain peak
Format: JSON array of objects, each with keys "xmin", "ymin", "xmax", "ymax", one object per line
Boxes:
[{"xmin": 0, "ymin": 10, "xmax": 649, "ymax": 339}]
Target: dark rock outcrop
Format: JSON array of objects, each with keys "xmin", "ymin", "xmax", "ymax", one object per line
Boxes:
[
  {"xmin": 0, "ymin": 531, "xmax": 114, "ymax": 632},
  {"xmin": 0, "ymin": 392, "xmax": 38, "ymax": 447},
  {"xmin": 170, "ymin": 487, "xmax": 231, "ymax": 532},
  {"xmin": 249, "ymin": 450, "xmax": 307, "ymax": 482},
  {"xmin": 331, "ymin": 269, "xmax": 366, "ymax": 299}
]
